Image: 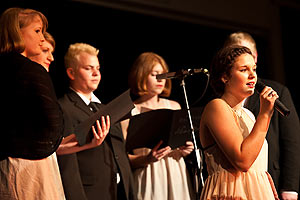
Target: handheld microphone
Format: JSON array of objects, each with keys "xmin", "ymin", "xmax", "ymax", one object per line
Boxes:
[
  {"xmin": 255, "ymin": 80, "xmax": 290, "ymax": 116},
  {"xmin": 156, "ymin": 68, "xmax": 209, "ymax": 80}
]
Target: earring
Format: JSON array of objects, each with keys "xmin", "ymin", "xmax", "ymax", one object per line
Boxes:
[{"xmin": 221, "ymin": 77, "xmax": 228, "ymax": 84}]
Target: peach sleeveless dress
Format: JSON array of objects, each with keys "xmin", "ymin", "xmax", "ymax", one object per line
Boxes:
[{"xmin": 200, "ymin": 103, "xmax": 279, "ymax": 200}]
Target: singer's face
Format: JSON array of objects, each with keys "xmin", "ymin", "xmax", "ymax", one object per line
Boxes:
[
  {"xmin": 28, "ymin": 40, "xmax": 54, "ymax": 72},
  {"xmin": 71, "ymin": 52, "xmax": 101, "ymax": 94},
  {"xmin": 225, "ymin": 53, "xmax": 257, "ymax": 98},
  {"xmin": 146, "ymin": 63, "xmax": 166, "ymax": 95}
]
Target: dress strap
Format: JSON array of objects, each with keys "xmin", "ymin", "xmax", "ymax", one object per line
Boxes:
[
  {"xmin": 202, "ymin": 143, "xmax": 216, "ymax": 151},
  {"xmin": 160, "ymin": 98, "xmax": 172, "ymax": 109}
]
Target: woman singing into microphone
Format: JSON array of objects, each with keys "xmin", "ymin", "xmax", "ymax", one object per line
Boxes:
[{"xmin": 199, "ymin": 45, "xmax": 279, "ymax": 199}]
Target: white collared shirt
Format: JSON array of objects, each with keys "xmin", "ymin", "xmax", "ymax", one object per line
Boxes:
[{"xmin": 70, "ymin": 87, "xmax": 101, "ymax": 106}]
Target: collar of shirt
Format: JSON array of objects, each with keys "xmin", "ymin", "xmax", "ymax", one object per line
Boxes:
[{"xmin": 69, "ymin": 87, "xmax": 101, "ymax": 105}]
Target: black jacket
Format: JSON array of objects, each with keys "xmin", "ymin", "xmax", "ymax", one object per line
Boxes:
[
  {"xmin": 57, "ymin": 90, "xmax": 136, "ymax": 200},
  {"xmin": 0, "ymin": 52, "xmax": 64, "ymax": 160}
]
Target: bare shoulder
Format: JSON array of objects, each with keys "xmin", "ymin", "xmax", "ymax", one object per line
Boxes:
[
  {"xmin": 167, "ymin": 99, "xmax": 181, "ymax": 110},
  {"xmin": 205, "ymin": 98, "xmax": 227, "ymax": 112},
  {"xmin": 202, "ymin": 98, "xmax": 232, "ymax": 120}
]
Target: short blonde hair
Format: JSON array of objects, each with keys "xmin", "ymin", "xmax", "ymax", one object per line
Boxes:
[
  {"xmin": 129, "ymin": 52, "xmax": 171, "ymax": 97},
  {"xmin": 64, "ymin": 43, "xmax": 99, "ymax": 70},
  {"xmin": 224, "ymin": 31, "xmax": 257, "ymax": 56},
  {"xmin": 0, "ymin": 7, "xmax": 48, "ymax": 53}
]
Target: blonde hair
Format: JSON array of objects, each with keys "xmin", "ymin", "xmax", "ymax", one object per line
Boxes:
[
  {"xmin": 0, "ymin": 7, "xmax": 48, "ymax": 53},
  {"xmin": 224, "ymin": 31, "xmax": 257, "ymax": 56},
  {"xmin": 64, "ymin": 43, "xmax": 99, "ymax": 70},
  {"xmin": 129, "ymin": 52, "xmax": 171, "ymax": 97},
  {"xmin": 44, "ymin": 32, "xmax": 55, "ymax": 50}
]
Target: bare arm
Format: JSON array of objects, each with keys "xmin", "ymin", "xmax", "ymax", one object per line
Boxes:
[{"xmin": 202, "ymin": 87, "xmax": 277, "ymax": 171}]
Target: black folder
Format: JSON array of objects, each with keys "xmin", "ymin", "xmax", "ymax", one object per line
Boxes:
[
  {"xmin": 125, "ymin": 107, "xmax": 203, "ymax": 151},
  {"xmin": 75, "ymin": 89, "xmax": 134, "ymax": 146}
]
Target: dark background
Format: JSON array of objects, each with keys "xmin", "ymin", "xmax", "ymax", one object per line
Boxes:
[{"xmin": 1, "ymin": 0, "xmax": 299, "ymax": 113}]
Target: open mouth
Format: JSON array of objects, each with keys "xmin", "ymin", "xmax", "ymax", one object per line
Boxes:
[{"xmin": 246, "ymin": 82, "xmax": 255, "ymax": 88}]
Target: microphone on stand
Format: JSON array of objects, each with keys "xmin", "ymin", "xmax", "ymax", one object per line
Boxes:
[
  {"xmin": 156, "ymin": 68, "xmax": 209, "ymax": 80},
  {"xmin": 255, "ymin": 80, "xmax": 290, "ymax": 116}
]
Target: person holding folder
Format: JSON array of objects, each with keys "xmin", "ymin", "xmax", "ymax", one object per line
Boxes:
[
  {"xmin": 57, "ymin": 43, "xmax": 136, "ymax": 200},
  {"xmin": 121, "ymin": 52, "xmax": 195, "ymax": 200}
]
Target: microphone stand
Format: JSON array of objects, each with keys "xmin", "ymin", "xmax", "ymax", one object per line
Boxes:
[{"xmin": 178, "ymin": 74, "xmax": 204, "ymax": 199}]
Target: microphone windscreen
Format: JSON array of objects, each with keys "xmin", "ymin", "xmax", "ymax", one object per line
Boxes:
[{"xmin": 255, "ymin": 80, "xmax": 266, "ymax": 93}]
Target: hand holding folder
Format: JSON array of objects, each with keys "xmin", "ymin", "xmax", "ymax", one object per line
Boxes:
[
  {"xmin": 75, "ymin": 89, "xmax": 134, "ymax": 146},
  {"xmin": 125, "ymin": 107, "xmax": 203, "ymax": 152}
]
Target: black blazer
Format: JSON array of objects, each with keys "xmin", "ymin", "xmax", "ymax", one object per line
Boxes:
[
  {"xmin": 246, "ymin": 78, "xmax": 300, "ymax": 193},
  {"xmin": 57, "ymin": 90, "xmax": 136, "ymax": 200},
  {"xmin": 0, "ymin": 52, "xmax": 64, "ymax": 160}
]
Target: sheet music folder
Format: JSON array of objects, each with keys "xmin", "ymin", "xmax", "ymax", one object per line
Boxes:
[
  {"xmin": 75, "ymin": 89, "xmax": 134, "ymax": 146},
  {"xmin": 126, "ymin": 107, "xmax": 203, "ymax": 151}
]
